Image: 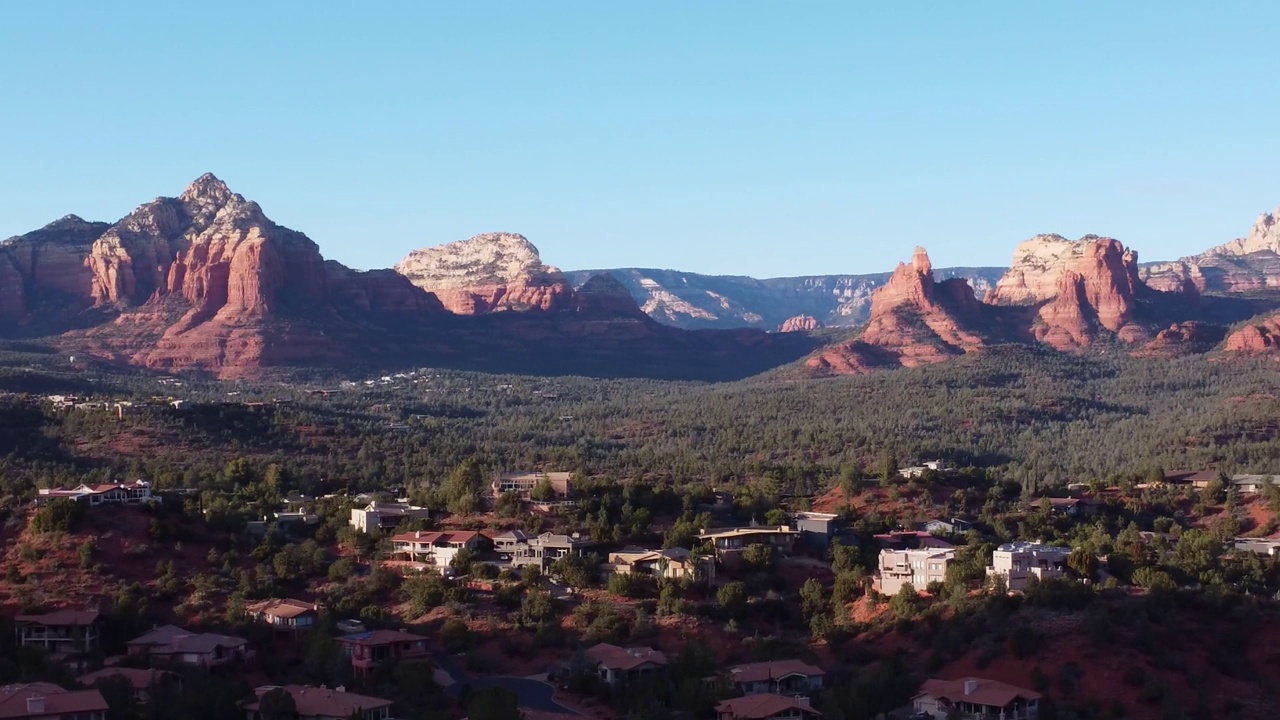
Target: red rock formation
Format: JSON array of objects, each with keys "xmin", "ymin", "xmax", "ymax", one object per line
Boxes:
[
  {"xmin": 1224, "ymin": 314, "xmax": 1280, "ymax": 353},
  {"xmin": 0, "ymin": 215, "xmax": 108, "ymax": 327},
  {"xmin": 569, "ymin": 274, "xmax": 648, "ymax": 319},
  {"xmin": 395, "ymin": 232, "xmax": 572, "ymax": 314},
  {"xmin": 1030, "ymin": 237, "xmax": 1151, "ymax": 349},
  {"xmin": 779, "ymin": 315, "xmax": 821, "ymax": 332},
  {"xmin": 1133, "ymin": 322, "xmax": 1226, "ymax": 358}
]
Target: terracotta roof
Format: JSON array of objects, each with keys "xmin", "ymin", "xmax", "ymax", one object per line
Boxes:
[
  {"xmin": 717, "ymin": 694, "xmax": 821, "ymax": 719},
  {"xmin": 728, "ymin": 659, "xmax": 825, "ymax": 684},
  {"xmin": 335, "ymin": 630, "xmax": 426, "ymax": 647},
  {"xmin": 391, "ymin": 530, "xmax": 479, "ymax": 545},
  {"xmin": 244, "ymin": 685, "xmax": 392, "ymax": 718},
  {"xmin": 917, "ymin": 677, "xmax": 1041, "ymax": 708},
  {"xmin": 77, "ymin": 668, "xmax": 171, "ymax": 691},
  {"xmin": 584, "ymin": 643, "xmax": 668, "ymax": 671},
  {"xmin": 245, "ymin": 598, "xmax": 317, "ymax": 619},
  {"xmin": 14, "ymin": 609, "xmax": 99, "ymax": 626},
  {"xmin": 127, "ymin": 625, "xmax": 191, "ymax": 647},
  {"xmin": 0, "ymin": 683, "xmax": 109, "ymax": 719}
]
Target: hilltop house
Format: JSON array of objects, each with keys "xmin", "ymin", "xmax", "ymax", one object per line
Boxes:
[
  {"xmin": 336, "ymin": 630, "xmax": 429, "ymax": 676},
  {"xmin": 493, "ymin": 529, "xmax": 536, "ymax": 559},
  {"xmin": 36, "ymin": 481, "xmax": 151, "ymax": 506},
  {"xmin": 584, "ymin": 643, "xmax": 668, "ymax": 686},
  {"xmin": 879, "ymin": 547, "xmax": 955, "ymax": 595},
  {"xmin": 697, "ymin": 526, "xmax": 801, "ymax": 560},
  {"xmin": 349, "ymin": 500, "xmax": 431, "ymax": 534},
  {"xmin": 0, "ymin": 682, "xmax": 108, "ymax": 720},
  {"xmin": 725, "ymin": 659, "xmax": 825, "ymax": 697},
  {"xmin": 874, "ymin": 531, "xmax": 954, "ymax": 551},
  {"xmin": 245, "ymin": 599, "xmax": 319, "ymax": 632},
  {"xmin": 124, "ymin": 625, "xmax": 250, "ymax": 668},
  {"xmin": 14, "ymin": 610, "xmax": 100, "ymax": 663},
  {"xmin": 243, "ymin": 685, "xmax": 392, "ymax": 720},
  {"xmin": 77, "ymin": 668, "xmax": 177, "ymax": 704},
  {"xmin": 511, "ymin": 532, "xmax": 596, "ymax": 570},
  {"xmin": 912, "ymin": 677, "xmax": 1041, "ymax": 719},
  {"xmin": 606, "ymin": 547, "xmax": 714, "ymax": 582},
  {"xmin": 1231, "ymin": 474, "xmax": 1280, "ymax": 494},
  {"xmin": 716, "ymin": 694, "xmax": 822, "ymax": 720},
  {"xmin": 492, "ymin": 471, "xmax": 572, "ymax": 500},
  {"xmin": 390, "ymin": 531, "xmax": 486, "ymax": 570},
  {"xmin": 922, "ymin": 518, "xmax": 972, "ymax": 536},
  {"xmin": 987, "ymin": 542, "xmax": 1071, "ymax": 592}
]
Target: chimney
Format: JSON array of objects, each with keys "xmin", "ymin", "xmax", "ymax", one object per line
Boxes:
[
  {"xmin": 964, "ymin": 679, "xmax": 978, "ymax": 696},
  {"xmin": 796, "ymin": 696, "xmax": 810, "ymax": 708},
  {"xmin": 27, "ymin": 697, "xmax": 45, "ymax": 714}
]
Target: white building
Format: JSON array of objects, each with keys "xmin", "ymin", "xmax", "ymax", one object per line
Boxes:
[
  {"xmin": 879, "ymin": 547, "xmax": 955, "ymax": 595},
  {"xmin": 37, "ymin": 481, "xmax": 152, "ymax": 506},
  {"xmin": 348, "ymin": 500, "xmax": 431, "ymax": 533},
  {"xmin": 987, "ymin": 542, "xmax": 1071, "ymax": 591}
]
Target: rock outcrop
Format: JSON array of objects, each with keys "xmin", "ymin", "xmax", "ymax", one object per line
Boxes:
[
  {"xmin": 1029, "ymin": 238, "xmax": 1149, "ymax": 349},
  {"xmin": 1224, "ymin": 314, "xmax": 1280, "ymax": 353},
  {"xmin": 779, "ymin": 315, "xmax": 821, "ymax": 332},
  {"xmin": 395, "ymin": 233, "xmax": 572, "ymax": 314},
  {"xmin": 1141, "ymin": 205, "xmax": 1280, "ymax": 293},
  {"xmin": 808, "ymin": 247, "xmax": 994, "ymax": 373},
  {"xmin": 0, "ymin": 215, "xmax": 109, "ymax": 327},
  {"xmin": 1133, "ymin": 322, "xmax": 1226, "ymax": 358}
]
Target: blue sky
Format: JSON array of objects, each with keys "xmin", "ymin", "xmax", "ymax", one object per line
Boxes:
[{"xmin": 2, "ymin": 2, "xmax": 1278, "ymax": 277}]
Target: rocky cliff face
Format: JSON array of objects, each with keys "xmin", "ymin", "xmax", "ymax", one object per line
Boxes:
[
  {"xmin": 395, "ymin": 232, "xmax": 572, "ymax": 314},
  {"xmin": 0, "ymin": 216, "xmax": 109, "ymax": 327},
  {"xmin": 1029, "ymin": 238, "xmax": 1149, "ymax": 349},
  {"xmin": 990, "ymin": 234, "xmax": 1138, "ymax": 306},
  {"xmin": 1133, "ymin": 322, "xmax": 1226, "ymax": 358},
  {"xmin": 808, "ymin": 248, "xmax": 995, "ymax": 373},
  {"xmin": 1224, "ymin": 313, "xmax": 1280, "ymax": 353},
  {"xmin": 779, "ymin": 315, "xmax": 821, "ymax": 332},
  {"xmin": 1141, "ymin": 206, "xmax": 1280, "ymax": 292}
]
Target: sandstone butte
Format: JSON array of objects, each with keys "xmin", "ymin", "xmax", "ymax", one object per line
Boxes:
[
  {"xmin": 1141, "ymin": 206, "xmax": 1280, "ymax": 293},
  {"xmin": 1224, "ymin": 313, "xmax": 1280, "ymax": 353},
  {"xmin": 1133, "ymin": 322, "xmax": 1226, "ymax": 358},
  {"xmin": 394, "ymin": 232, "xmax": 573, "ymax": 314},
  {"xmin": 779, "ymin": 314, "xmax": 821, "ymax": 333},
  {"xmin": 1027, "ymin": 237, "xmax": 1151, "ymax": 350}
]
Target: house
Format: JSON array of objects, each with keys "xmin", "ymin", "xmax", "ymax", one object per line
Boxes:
[
  {"xmin": 493, "ymin": 529, "xmax": 535, "ymax": 559},
  {"xmin": 922, "ymin": 518, "xmax": 972, "ymax": 536},
  {"xmin": 36, "ymin": 481, "xmax": 152, "ymax": 506},
  {"xmin": 0, "ymin": 683, "xmax": 108, "ymax": 720},
  {"xmin": 987, "ymin": 542, "xmax": 1071, "ymax": 592},
  {"xmin": 726, "ymin": 659, "xmax": 825, "ymax": 697},
  {"xmin": 716, "ymin": 694, "xmax": 821, "ymax": 720},
  {"xmin": 879, "ymin": 548, "xmax": 955, "ymax": 595},
  {"xmin": 874, "ymin": 531, "xmax": 954, "ymax": 551},
  {"xmin": 348, "ymin": 501, "xmax": 431, "ymax": 534},
  {"xmin": 492, "ymin": 472, "xmax": 572, "ymax": 500},
  {"xmin": 77, "ymin": 668, "xmax": 177, "ymax": 704},
  {"xmin": 336, "ymin": 630, "xmax": 429, "ymax": 676},
  {"xmin": 245, "ymin": 599, "xmax": 319, "ymax": 631},
  {"xmin": 243, "ymin": 685, "xmax": 392, "ymax": 720},
  {"xmin": 14, "ymin": 610, "xmax": 100, "ymax": 659},
  {"xmin": 1232, "ymin": 538, "xmax": 1280, "ymax": 557},
  {"xmin": 512, "ymin": 532, "xmax": 595, "ymax": 570},
  {"xmin": 794, "ymin": 512, "xmax": 850, "ymax": 550},
  {"xmin": 606, "ymin": 547, "xmax": 714, "ymax": 582},
  {"xmin": 697, "ymin": 526, "xmax": 801, "ymax": 559},
  {"xmin": 1230, "ymin": 474, "xmax": 1280, "ymax": 494},
  {"xmin": 124, "ymin": 625, "xmax": 251, "ymax": 667},
  {"xmin": 913, "ymin": 677, "xmax": 1041, "ymax": 719},
  {"xmin": 584, "ymin": 643, "xmax": 668, "ymax": 686},
  {"xmin": 390, "ymin": 531, "xmax": 485, "ymax": 569},
  {"xmin": 1184, "ymin": 470, "xmax": 1222, "ymax": 489}
]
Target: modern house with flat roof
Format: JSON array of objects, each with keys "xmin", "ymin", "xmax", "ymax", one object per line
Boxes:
[
  {"xmin": 349, "ymin": 500, "xmax": 431, "ymax": 534},
  {"xmin": 987, "ymin": 542, "xmax": 1071, "ymax": 592},
  {"xmin": 879, "ymin": 547, "xmax": 955, "ymax": 595},
  {"xmin": 512, "ymin": 532, "xmax": 595, "ymax": 570}
]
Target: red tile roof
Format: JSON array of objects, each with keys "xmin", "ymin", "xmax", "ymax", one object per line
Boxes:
[
  {"xmin": 390, "ymin": 530, "xmax": 479, "ymax": 545},
  {"xmin": 717, "ymin": 694, "xmax": 821, "ymax": 719},
  {"xmin": 0, "ymin": 683, "xmax": 109, "ymax": 719},
  {"xmin": 14, "ymin": 610, "xmax": 99, "ymax": 626},
  {"xmin": 585, "ymin": 643, "xmax": 668, "ymax": 671},
  {"xmin": 245, "ymin": 598, "xmax": 317, "ymax": 619},
  {"xmin": 728, "ymin": 659, "xmax": 825, "ymax": 684},
  {"xmin": 917, "ymin": 677, "xmax": 1041, "ymax": 708},
  {"xmin": 243, "ymin": 685, "xmax": 392, "ymax": 718}
]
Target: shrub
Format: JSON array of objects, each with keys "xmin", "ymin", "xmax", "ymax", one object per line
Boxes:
[{"xmin": 31, "ymin": 499, "xmax": 83, "ymax": 533}]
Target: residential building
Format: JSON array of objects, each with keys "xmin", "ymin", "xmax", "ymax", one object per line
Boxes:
[
  {"xmin": 390, "ymin": 530, "xmax": 485, "ymax": 570},
  {"xmin": 794, "ymin": 512, "xmax": 848, "ymax": 550},
  {"xmin": 879, "ymin": 548, "xmax": 955, "ymax": 595},
  {"xmin": 36, "ymin": 481, "xmax": 152, "ymax": 506},
  {"xmin": 14, "ymin": 610, "xmax": 100, "ymax": 657},
  {"xmin": 348, "ymin": 501, "xmax": 431, "ymax": 534},
  {"xmin": 245, "ymin": 599, "xmax": 319, "ymax": 631},
  {"xmin": 492, "ymin": 471, "xmax": 572, "ymax": 500},
  {"xmin": 922, "ymin": 518, "xmax": 972, "ymax": 536},
  {"xmin": 493, "ymin": 529, "xmax": 535, "ymax": 558},
  {"xmin": 606, "ymin": 547, "xmax": 714, "ymax": 582},
  {"xmin": 0, "ymin": 683, "xmax": 108, "ymax": 720},
  {"xmin": 584, "ymin": 644, "xmax": 668, "ymax": 686},
  {"xmin": 898, "ymin": 460, "xmax": 950, "ymax": 479},
  {"xmin": 726, "ymin": 659, "xmax": 825, "ymax": 697},
  {"xmin": 874, "ymin": 531, "xmax": 954, "ymax": 551},
  {"xmin": 912, "ymin": 677, "xmax": 1041, "ymax": 719},
  {"xmin": 243, "ymin": 685, "xmax": 392, "ymax": 720},
  {"xmin": 511, "ymin": 532, "xmax": 595, "ymax": 570},
  {"xmin": 124, "ymin": 625, "xmax": 250, "ymax": 668},
  {"xmin": 335, "ymin": 630, "xmax": 429, "ymax": 676},
  {"xmin": 1230, "ymin": 474, "xmax": 1279, "ymax": 494},
  {"xmin": 76, "ymin": 668, "xmax": 176, "ymax": 704},
  {"xmin": 716, "ymin": 694, "xmax": 822, "ymax": 720},
  {"xmin": 987, "ymin": 542, "xmax": 1071, "ymax": 592},
  {"xmin": 1233, "ymin": 538, "xmax": 1280, "ymax": 557},
  {"xmin": 697, "ymin": 526, "xmax": 801, "ymax": 559}
]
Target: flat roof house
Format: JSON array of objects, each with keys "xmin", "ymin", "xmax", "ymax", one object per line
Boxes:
[
  {"xmin": 512, "ymin": 532, "xmax": 595, "ymax": 570},
  {"xmin": 697, "ymin": 526, "xmax": 801, "ymax": 559},
  {"xmin": 349, "ymin": 501, "xmax": 431, "ymax": 534},
  {"xmin": 879, "ymin": 548, "xmax": 955, "ymax": 595},
  {"xmin": 1231, "ymin": 474, "xmax": 1280, "ymax": 494},
  {"xmin": 716, "ymin": 694, "xmax": 822, "ymax": 720},
  {"xmin": 245, "ymin": 599, "xmax": 319, "ymax": 632},
  {"xmin": 726, "ymin": 659, "xmax": 825, "ymax": 697},
  {"xmin": 987, "ymin": 542, "xmax": 1071, "ymax": 592},
  {"xmin": 606, "ymin": 547, "xmax": 714, "ymax": 582},
  {"xmin": 492, "ymin": 472, "xmax": 572, "ymax": 500},
  {"xmin": 335, "ymin": 630, "xmax": 428, "ymax": 676},
  {"xmin": 243, "ymin": 685, "xmax": 393, "ymax": 720},
  {"xmin": 584, "ymin": 643, "xmax": 668, "ymax": 686},
  {"xmin": 913, "ymin": 677, "xmax": 1041, "ymax": 719},
  {"xmin": 0, "ymin": 682, "xmax": 109, "ymax": 720}
]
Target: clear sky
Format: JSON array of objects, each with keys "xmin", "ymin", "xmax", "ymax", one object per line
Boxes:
[{"xmin": 2, "ymin": 2, "xmax": 1278, "ymax": 277}]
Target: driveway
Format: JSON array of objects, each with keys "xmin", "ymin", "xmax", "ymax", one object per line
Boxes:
[{"xmin": 435, "ymin": 652, "xmax": 579, "ymax": 715}]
